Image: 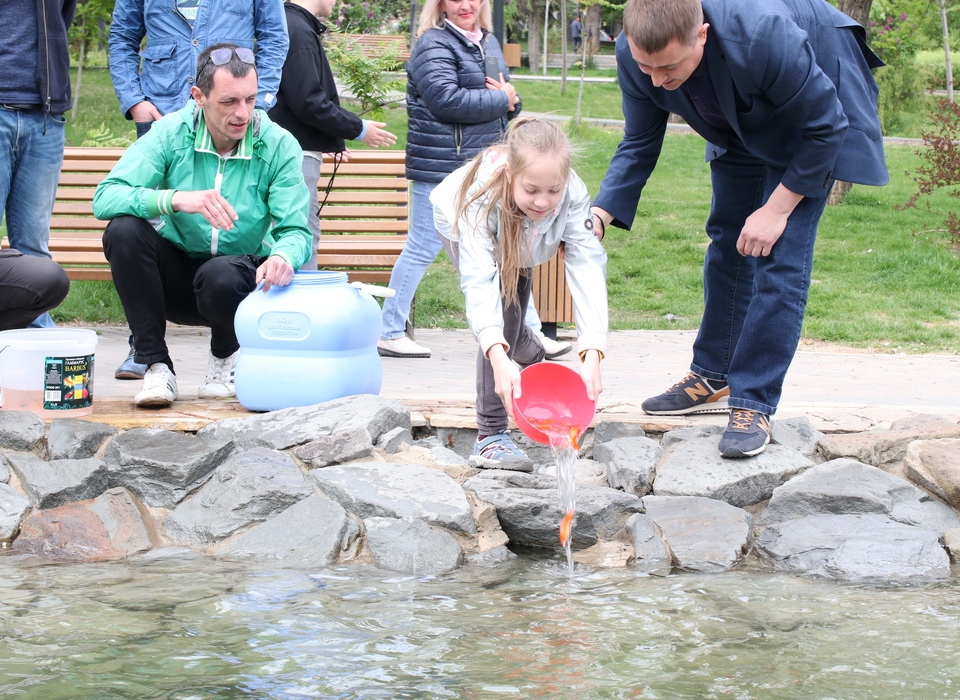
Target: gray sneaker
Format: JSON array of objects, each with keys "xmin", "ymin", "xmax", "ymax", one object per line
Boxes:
[
  {"xmin": 468, "ymin": 431, "xmax": 535, "ymax": 472},
  {"xmin": 718, "ymin": 409, "xmax": 770, "ymax": 458}
]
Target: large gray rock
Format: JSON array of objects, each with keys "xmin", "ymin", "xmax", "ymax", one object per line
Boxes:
[
  {"xmin": 163, "ymin": 447, "xmax": 314, "ymax": 546},
  {"xmin": 754, "ymin": 513, "xmax": 950, "ymax": 580},
  {"xmin": 308, "ymin": 462, "xmax": 476, "ymax": 534},
  {"xmin": 541, "ymin": 458, "xmax": 608, "ymax": 487},
  {"xmin": 770, "ymin": 416, "xmax": 823, "ymax": 458},
  {"xmin": 624, "ymin": 513, "xmax": 674, "ymax": 572},
  {"xmin": 364, "ymin": 517, "xmax": 463, "ymax": 575},
  {"xmin": 594, "ymin": 437, "xmax": 662, "ymax": 496},
  {"xmin": 654, "ymin": 437, "xmax": 813, "ymax": 507},
  {"xmin": 904, "ymin": 438, "xmax": 960, "ymax": 510},
  {"xmin": 377, "ymin": 426, "xmax": 415, "ymax": 455},
  {"xmin": 0, "ymin": 482, "xmax": 31, "ymax": 541},
  {"xmin": 293, "ymin": 426, "xmax": 375, "ymax": 468},
  {"xmin": 818, "ymin": 415, "xmax": 960, "ymax": 466},
  {"xmin": 463, "ymin": 471, "xmax": 643, "ymax": 549},
  {"xmin": 660, "ymin": 424, "xmax": 724, "ymax": 448},
  {"xmin": 641, "ymin": 495, "xmax": 753, "ymax": 572},
  {"xmin": 11, "ymin": 487, "xmax": 153, "ymax": 561},
  {"xmin": 761, "ymin": 459, "xmax": 960, "ymax": 534},
  {"xmin": 47, "ymin": 418, "xmax": 117, "ymax": 460},
  {"xmin": 0, "ymin": 411, "xmax": 46, "ymax": 452},
  {"xmin": 197, "ymin": 394, "xmax": 410, "ymax": 451},
  {"xmin": 218, "ymin": 494, "xmax": 360, "ymax": 564},
  {"xmin": 0, "ymin": 453, "xmax": 9, "ymax": 483},
  {"xmin": 593, "ymin": 421, "xmax": 646, "ymax": 446},
  {"xmin": 6, "ymin": 452, "xmax": 108, "ymax": 509},
  {"xmin": 102, "ymin": 429, "xmax": 234, "ymax": 508}
]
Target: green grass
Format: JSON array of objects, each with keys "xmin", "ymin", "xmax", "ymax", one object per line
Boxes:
[{"xmin": 52, "ymin": 60, "xmax": 960, "ymax": 353}]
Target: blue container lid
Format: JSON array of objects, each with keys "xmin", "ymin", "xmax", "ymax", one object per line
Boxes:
[{"xmin": 288, "ymin": 271, "xmax": 349, "ymax": 287}]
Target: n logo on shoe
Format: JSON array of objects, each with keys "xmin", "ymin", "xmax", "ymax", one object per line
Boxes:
[{"xmin": 684, "ymin": 382, "xmax": 729, "ymax": 403}]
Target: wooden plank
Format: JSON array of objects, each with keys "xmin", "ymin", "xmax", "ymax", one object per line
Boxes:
[{"xmin": 317, "ymin": 254, "xmax": 401, "ymax": 267}]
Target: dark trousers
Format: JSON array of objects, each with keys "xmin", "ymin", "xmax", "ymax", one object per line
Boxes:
[
  {"xmin": 691, "ymin": 148, "xmax": 831, "ymax": 415},
  {"xmin": 0, "ymin": 250, "xmax": 70, "ymax": 331},
  {"xmin": 440, "ymin": 235, "xmax": 545, "ymax": 435},
  {"xmin": 102, "ymin": 216, "xmax": 261, "ymax": 368}
]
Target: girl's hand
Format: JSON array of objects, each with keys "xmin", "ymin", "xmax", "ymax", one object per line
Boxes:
[
  {"xmin": 488, "ymin": 344, "xmax": 522, "ymax": 421},
  {"xmin": 580, "ymin": 349, "xmax": 604, "ymax": 401}
]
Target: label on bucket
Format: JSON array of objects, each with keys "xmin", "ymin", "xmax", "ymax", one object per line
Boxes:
[
  {"xmin": 43, "ymin": 354, "xmax": 94, "ymax": 410},
  {"xmin": 258, "ymin": 311, "xmax": 310, "ymax": 340}
]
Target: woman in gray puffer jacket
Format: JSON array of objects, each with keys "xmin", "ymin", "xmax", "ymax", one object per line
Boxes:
[{"xmin": 377, "ymin": 0, "xmax": 521, "ymax": 359}]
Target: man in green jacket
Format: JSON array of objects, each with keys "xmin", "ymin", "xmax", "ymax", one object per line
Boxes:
[{"xmin": 94, "ymin": 43, "xmax": 311, "ymax": 408}]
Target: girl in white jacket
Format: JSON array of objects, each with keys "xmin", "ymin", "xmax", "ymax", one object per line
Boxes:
[{"xmin": 431, "ymin": 118, "xmax": 608, "ymax": 471}]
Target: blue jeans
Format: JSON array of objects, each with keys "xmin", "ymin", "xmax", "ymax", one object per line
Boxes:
[
  {"xmin": 0, "ymin": 107, "xmax": 66, "ymax": 328},
  {"xmin": 690, "ymin": 147, "xmax": 830, "ymax": 416},
  {"xmin": 380, "ymin": 179, "xmax": 443, "ymax": 340}
]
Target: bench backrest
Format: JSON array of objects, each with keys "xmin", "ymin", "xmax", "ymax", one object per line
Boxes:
[{"xmin": 1, "ymin": 147, "xmax": 409, "ymax": 283}]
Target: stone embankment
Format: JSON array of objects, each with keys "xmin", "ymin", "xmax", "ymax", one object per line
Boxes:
[{"xmin": 2, "ymin": 395, "xmax": 959, "ymax": 581}]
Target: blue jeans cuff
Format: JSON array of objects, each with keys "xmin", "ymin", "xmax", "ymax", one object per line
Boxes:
[
  {"xmin": 727, "ymin": 397, "xmax": 776, "ymax": 416},
  {"xmin": 690, "ymin": 363, "xmax": 727, "ymax": 383}
]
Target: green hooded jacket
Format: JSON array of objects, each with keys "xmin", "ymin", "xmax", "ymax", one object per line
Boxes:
[{"xmin": 93, "ymin": 101, "xmax": 310, "ymax": 269}]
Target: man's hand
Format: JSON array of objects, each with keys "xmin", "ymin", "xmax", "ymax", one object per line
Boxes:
[
  {"xmin": 488, "ymin": 344, "xmax": 521, "ymax": 421},
  {"xmin": 590, "ymin": 206, "xmax": 612, "ymax": 241},
  {"xmin": 171, "ymin": 190, "xmax": 238, "ymax": 230},
  {"xmin": 324, "ymin": 149, "xmax": 352, "ymax": 163},
  {"xmin": 129, "ymin": 101, "xmax": 163, "ymax": 123},
  {"xmin": 579, "ymin": 349, "xmax": 603, "ymax": 401},
  {"xmin": 256, "ymin": 255, "xmax": 294, "ymax": 292},
  {"xmin": 360, "ymin": 123, "xmax": 397, "ymax": 148},
  {"xmin": 737, "ymin": 184, "xmax": 803, "ymax": 257},
  {"xmin": 486, "ymin": 74, "xmax": 520, "ymax": 111}
]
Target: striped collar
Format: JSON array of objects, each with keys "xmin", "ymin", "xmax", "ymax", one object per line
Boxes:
[{"xmin": 192, "ymin": 102, "xmax": 256, "ymax": 158}]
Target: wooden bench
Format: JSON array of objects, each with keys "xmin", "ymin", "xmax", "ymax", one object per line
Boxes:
[
  {"xmin": 338, "ymin": 33, "xmax": 410, "ymax": 63},
  {"xmin": 2, "ymin": 146, "xmax": 573, "ymax": 323}
]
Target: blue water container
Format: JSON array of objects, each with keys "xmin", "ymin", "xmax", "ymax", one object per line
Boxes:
[{"xmin": 233, "ymin": 271, "xmax": 391, "ymax": 411}]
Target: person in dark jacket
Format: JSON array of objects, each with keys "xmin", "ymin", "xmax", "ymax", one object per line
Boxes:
[
  {"xmin": 0, "ymin": 0, "xmax": 77, "ymax": 329},
  {"xmin": 377, "ymin": 0, "xmax": 524, "ymax": 359},
  {"xmin": 272, "ymin": 0, "xmax": 397, "ymax": 269}
]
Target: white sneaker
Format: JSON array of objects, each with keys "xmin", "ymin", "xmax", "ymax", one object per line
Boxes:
[
  {"xmin": 135, "ymin": 363, "xmax": 179, "ymax": 407},
  {"xmin": 540, "ymin": 335, "xmax": 572, "ymax": 360},
  {"xmin": 198, "ymin": 350, "xmax": 238, "ymax": 399},
  {"xmin": 377, "ymin": 336, "xmax": 431, "ymax": 358}
]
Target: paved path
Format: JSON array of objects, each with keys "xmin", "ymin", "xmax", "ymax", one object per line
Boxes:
[{"xmin": 86, "ymin": 324, "xmax": 960, "ymax": 434}]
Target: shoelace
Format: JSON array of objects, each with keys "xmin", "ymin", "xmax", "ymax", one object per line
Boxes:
[
  {"xmin": 206, "ymin": 356, "xmax": 235, "ymax": 385},
  {"xmin": 729, "ymin": 409, "xmax": 757, "ymax": 432},
  {"xmin": 143, "ymin": 366, "xmax": 173, "ymax": 391},
  {"xmin": 668, "ymin": 372, "xmax": 700, "ymax": 391}
]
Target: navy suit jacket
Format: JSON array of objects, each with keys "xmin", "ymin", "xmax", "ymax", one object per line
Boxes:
[{"xmin": 594, "ymin": 0, "xmax": 889, "ymax": 230}]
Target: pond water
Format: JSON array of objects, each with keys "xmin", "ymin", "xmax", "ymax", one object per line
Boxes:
[{"xmin": 1, "ymin": 551, "xmax": 958, "ymax": 699}]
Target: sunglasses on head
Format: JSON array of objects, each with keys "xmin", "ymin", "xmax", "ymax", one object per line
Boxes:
[{"xmin": 199, "ymin": 47, "xmax": 255, "ymax": 75}]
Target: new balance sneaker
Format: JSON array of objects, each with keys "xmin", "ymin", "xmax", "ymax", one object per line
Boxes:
[
  {"xmin": 198, "ymin": 350, "xmax": 238, "ymax": 399},
  {"xmin": 377, "ymin": 336, "xmax": 431, "ymax": 358},
  {"xmin": 718, "ymin": 409, "xmax": 771, "ymax": 458},
  {"xmin": 641, "ymin": 372, "xmax": 730, "ymax": 415},
  {"xmin": 115, "ymin": 338, "xmax": 147, "ymax": 380},
  {"xmin": 135, "ymin": 363, "xmax": 178, "ymax": 407},
  {"xmin": 540, "ymin": 335, "xmax": 573, "ymax": 360},
  {"xmin": 468, "ymin": 431, "xmax": 535, "ymax": 472}
]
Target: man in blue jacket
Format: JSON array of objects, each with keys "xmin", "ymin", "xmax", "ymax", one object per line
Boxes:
[
  {"xmin": 108, "ymin": 0, "xmax": 289, "ymax": 379},
  {"xmin": 0, "ymin": 0, "xmax": 77, "ymax": 329},
  {"xmin": 591, "ymin": 0, "xmax": 888, "ymax": 457}
]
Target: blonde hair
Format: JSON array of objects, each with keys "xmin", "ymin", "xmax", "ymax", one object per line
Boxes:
[
  {"xmin": 416, "ymin": 0, "xmax": 493, "ymax": 37},
  {"xmin": 453, "ymin": 118, "xmax": 572, "ymax": 306}
]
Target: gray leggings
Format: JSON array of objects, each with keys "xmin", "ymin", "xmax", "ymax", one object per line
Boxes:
[{"xmin": 439, "ymin": 235, "xmax": 545, "ymax": 435}]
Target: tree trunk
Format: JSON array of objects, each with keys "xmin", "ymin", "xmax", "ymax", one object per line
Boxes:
[
  {"xmin": 585, "ymin": 3, "xmax": 601, "ymax": 56},
  {"xmin": 542, "ymin": 0, "xmax": 550, "ymax": 75},
  {"xmin": 829, "ymin": 0, "xmax": 871, "ymax": 204},
  {"xmin": 939, "ymin": 0, "xmax": 954, "ymax": 101},
  {"xmin": 527, "ymin": 7, "xmax": 542, "ymax": 74},
  {"xmin": 836, "ymin": 0, "xmax": 872, "ymax": 27}
]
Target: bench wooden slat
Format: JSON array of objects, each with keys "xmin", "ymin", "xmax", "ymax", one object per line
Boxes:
[{"xmin": 34, "ymin": 146, "xmax": 574, "ymax": 324}]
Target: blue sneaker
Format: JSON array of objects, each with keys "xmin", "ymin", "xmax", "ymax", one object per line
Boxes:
[
  {"xmin": 468, "ymin": 431, "xmax": 535, "ymax": 472},
  {"xmin": 718, "ymin": 409, "xmax": 771, "ymax": 458},
  {"xmin": 115, "ymin": 340, "xmax": 147, "ymax": 380}
]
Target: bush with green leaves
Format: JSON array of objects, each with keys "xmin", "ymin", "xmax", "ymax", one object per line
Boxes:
[{"xmin": 324, "ymin": 33, "xmax": 403, "ymax": 119}]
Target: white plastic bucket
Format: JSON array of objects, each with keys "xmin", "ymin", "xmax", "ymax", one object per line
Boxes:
[{"xmin": 0, "ymin": 328, "xmax": 98, "ymax": 418}]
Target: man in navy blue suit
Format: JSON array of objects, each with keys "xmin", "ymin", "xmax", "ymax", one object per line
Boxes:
[{"xmin": 592, "ymin": 0, "xmax": 888, "ymax": 458}]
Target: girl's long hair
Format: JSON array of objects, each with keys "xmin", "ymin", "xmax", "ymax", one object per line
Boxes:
[{"xmin": 452, "ymin": 118, "xmax": 572, "ymax": 305}]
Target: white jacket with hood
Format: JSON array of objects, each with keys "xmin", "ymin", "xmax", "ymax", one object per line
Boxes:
[{"xmin": 431, "ymin": 150, "xmax": 609, "ymax": 358}]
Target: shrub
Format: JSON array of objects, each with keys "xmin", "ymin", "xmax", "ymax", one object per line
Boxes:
[{"xmin": 899, "ymin": 95, "xmax": 960, "ymax": 249}]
